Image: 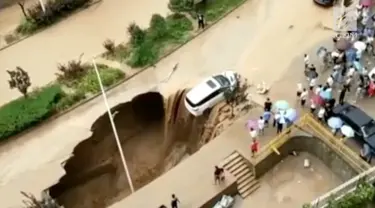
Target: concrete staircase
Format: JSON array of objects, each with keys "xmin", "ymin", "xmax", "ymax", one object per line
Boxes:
[{"xmin": 220, "ymin": 151, "xmax": 260, "ymax": 198}]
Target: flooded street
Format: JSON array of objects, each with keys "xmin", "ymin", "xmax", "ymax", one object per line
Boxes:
[{"xmin": 0, "ymin": 0, "xmax": 340, "ymax": 207}]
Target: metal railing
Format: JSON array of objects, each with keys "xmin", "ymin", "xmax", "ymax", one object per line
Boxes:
[{"xmin": 310, "ymin": 166, "xmax": 375, "ymax": 207}]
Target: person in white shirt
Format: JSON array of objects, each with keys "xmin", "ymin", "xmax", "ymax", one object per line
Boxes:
[
  {"xmin": 309, "ymin": 78, "xmax": 317, "ymax": 90},
  {"xmin": 249, "ymin": 127, "xmax": 258, "ymax": 139},
  {"xmin": 296, "ymin": 83, "xmax": 303, "ymax": 99},
  {"xmin": 327, "ymin": 75, "xmax": 334, "ymax": 87},
  {"xmin": 304, "ymin": 54, "xmax": 310, "ymax": 69},
  {"xmin": 347, "ymin": 66, "xmax": 356, "ymax": 77},
  {"xmin": 354, "ymin": 40, "xmax": 367, "ymax": 58},
  {"xmin": 258, "ymin": 116, "xmax": 265, "ymax": 135},
  {"xmin": 300, "ymin": 88, "xmax": 308, "ymax": 107},
  {"xmin": 315, "ymin": 84, "xmax": 322, "ymax": 95},
  {"xmin": 317, "ymin": 107, "xmax": 325, "ymax": 122}
]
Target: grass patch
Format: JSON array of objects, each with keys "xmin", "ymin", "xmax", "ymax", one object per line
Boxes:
[
  {"xmin": 73, "ymin": 65, "xmax": 125, "ymax": 94},
  {"xmin": 0, "ymin": 62, "xmax": 124, "ymax": 141},
  {"xmin": 204, "ymin": 0, "xmax": 246, "ymax": 22}
]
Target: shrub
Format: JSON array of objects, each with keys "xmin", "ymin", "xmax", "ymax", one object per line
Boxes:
[
  {"xmin": 55, "ymin": 90, "xmax": 86, "ymax": 111},
  {"xmin": 16, "ymin": 18, "xmax": 38, "ymax": 35},
  {"xmin": 103, "ymin": 39, "xmax": 115, "ymax": 54},
  {"xmin": 17, "ymin": 0, "xmax": 92, "ymax": 34},
  {"xmin": 127, "ymin": 40, "xmax": 160, "ymax": 68},
  {"xmin": 127, "ymin": 23, "xmax": 146, "ymax": 46},
  {"xmin": 75, "ymin": 66, "xmax": 125, "ymax": 94},
  {"xmin": 56, "ymin": 54, "xmax": 88, "ymax": 82},
  {"xmin": 0, "ymin": 84, "xmax": 63, "ymax": 140},
  {"xmin": 149, "ymin": 14, "xmax": 168, "ymax": 40},
  {"xmin": 4, "ymin": 33, "xmax": 18, "ymax": 44},
  {"xmin": 169, "ymin": 0, "xmax": 195, "ymax": 12},
  {"xmin": 166, "ymin": 13, "xmax": 193, "ymax": 40}
]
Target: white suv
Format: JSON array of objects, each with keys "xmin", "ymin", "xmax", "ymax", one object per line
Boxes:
[{"xmin": 185, "ymin": 71, "xmax": 238, "ymax": 116}]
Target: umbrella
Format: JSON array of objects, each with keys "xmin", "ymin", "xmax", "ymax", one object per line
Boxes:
[
  {"xmin": 320, "ymin": 90, "xmax": 332, "ymax": 100},
  {"xmin": 328, "ymin": 117, "xmax": 343, "ymax": 129},
  {"xmin": 263, "ymin": 111, "xmax": 271, "ymax": 121},
  {"xmin": 246, "ymin": 120, "xmax": 258, "ymax": 130},
  {"xmin": 312, "ymin": 94, "xmax": 325, "ymax": 105},
  {"xmin": 341, "ymin": 125, "xmax": 355, "ymax": 138},
  {"xmin": 305, "ymin": 70, "xmax": 318, "ymax": 79},
  {"xmin": 335, "ymin": 39, "xmax": 351, "ymax": 51},
  {"xmin": 275, "ymin": 113, "xmax": 287, "ymax": 124},
  {"xmin": 275, "ymin": 100, "xmax": 289, "ymax": 110},
  {"xmin": 285, "ymin": 108, "xmax": 298, "ymax": 122},
  {"xmin": 361, "ymin": 0, "xmax": 372, "ymax": 6}
]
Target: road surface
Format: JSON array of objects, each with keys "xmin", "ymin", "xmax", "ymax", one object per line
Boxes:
[{"xmin": 1, "ymin": 0, "xmax": 367, "ymax": 207}]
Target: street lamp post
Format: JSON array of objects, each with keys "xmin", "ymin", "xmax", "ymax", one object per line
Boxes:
[
  {"xmin": 92, "ymin": 59, "xmax": 135, "ymax": 193},
  {"xmin": 39, "ymin": 0, "xmax": 46, "ymax": 13}
]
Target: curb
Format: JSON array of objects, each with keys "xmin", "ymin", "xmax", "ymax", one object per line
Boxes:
[
  {"xmin": 1, "ymin": 0, "xmax": 248, "ymax": 143},
  {"xmin": 0, "ymin": 0, "xmax": 102, "ymax": 52}
]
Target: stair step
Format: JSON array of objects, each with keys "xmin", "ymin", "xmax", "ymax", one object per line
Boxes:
[
  {"xmin": 237, "ymin": 174, "xmax": 254, "ymax": 184},
  {"xmin": 220, "ymin": 152, "xmax": 240, "ymax": 167},
  {"xmin": 238, "ymin": 178, "xmax": 257, "ymax": 190},
  {"xmin": 235, "ymin": 168, "xmax": 251, "ymax": 180},
  {"xmin": 223, "ymin": 156, "xmax": 243, "ymax": 170},
  {"xmin": 240, "ymin": 183, "xmax": 260, "ymax": 198},
  {"xmin": 226, "ymin": 159, "xmax": 247, "ymax": 172},
  {"xmin": 231, "ymin": 164, "xmax": 249, "ymax": 176}
]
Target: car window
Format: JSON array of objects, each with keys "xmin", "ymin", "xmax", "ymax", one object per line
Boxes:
[
  {"xmin": 186, "ymin": 89, "xmax": 221, "ymax": 107},
  {"xmin": 363, "ymin": 120, "xmax": 375, "ymax": 136},
  {"xmin": 340, "ymin": 115, "xmax": 360, "ymax": 132},
  {"xmin": 213, "ymin": 75, "xmax": 230, "ymax": 87},
  {"xmin": 206, "ymin": 80, "xmax": 217, "ymax": 88}
]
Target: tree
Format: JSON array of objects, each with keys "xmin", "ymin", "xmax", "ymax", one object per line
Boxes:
[
  {"xmin": 7, "ymin": 66, "xmax": 31, "ymax": 97},
  {"xmin": 18, "ymin": 1, "xmax": 30, "ymax": 20},
  {"xmin": 223, "ymin": 75, "xmax": 251, "ymax": 118}
]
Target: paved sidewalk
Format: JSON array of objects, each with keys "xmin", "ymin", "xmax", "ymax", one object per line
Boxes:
[{"xmin": 0, "ymin": 0, "xmax": 343, "ymax": 206}]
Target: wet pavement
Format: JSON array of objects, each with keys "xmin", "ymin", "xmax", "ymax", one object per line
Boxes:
[{"xmin": 0, "ymin": 0, "xmax": 372, "ymax": 206}]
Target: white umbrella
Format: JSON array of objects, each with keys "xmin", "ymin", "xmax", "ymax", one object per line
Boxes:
[{"xmin": 341, "ymin": 125, "xmax": 355, "ymax": 138}]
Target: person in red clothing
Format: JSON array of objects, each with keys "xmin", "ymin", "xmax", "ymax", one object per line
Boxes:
[{"xmin": 251, "ymin": 138, "xmax": 259, "ymax": 157}]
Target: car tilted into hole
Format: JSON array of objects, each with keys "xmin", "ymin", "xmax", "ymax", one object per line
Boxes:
[{"xmin": 185, "ymin": 71, "xmax": 238, "ymax": 116}]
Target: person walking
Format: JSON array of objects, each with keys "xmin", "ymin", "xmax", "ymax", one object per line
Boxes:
[
  {"xmin": 264, "ymin": 97, "xmax": 272, "ymax": 112},
  {"xmin": 304, "ymin": 54, "xmax": 310, "ymax": 69},
  {"xmin": 310, "ymin": 98, "xmax": 316, "ymax": 114},
  {"xmin": 300, "ymin": 88, "xmax": 308, "ymax": 107},
  {"xmin": 249, "ymin": 127, "xmax": 258, "ymax": 140},
  {"xmin": 250, "ymin": 138, "xmax": 259, "ymax": 157},
  {"xmin": 276, "ymin": 121, "xmax": 283, "ymax": 134},
  {"xmin": 258, "ymin": 116, "xmax": 265, "ymax": 135},
  {"xmin": 296, "ymin": 83, "xmax": 303, "ymax": 99},
  {"xmin": 198, "ymin": 14, "xmax": 205, "ymax": 29},
  {"xmin": 317, "ymin": 107, "xmax": 325, "ymax": 122},
  {"xmin": 171, "ymin": 194, "xmax": 180, "ymax": 208}
]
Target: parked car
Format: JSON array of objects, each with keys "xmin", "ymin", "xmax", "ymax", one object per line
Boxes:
[
  {"xmin": 314, "ymin": 0, "xmax": 335, "ymax": 7},
  {"xmin": 185, "ymin": 71, "xmax": 238, "ymax": 116},
  {"xmin": 332, "ymin": 103, "xmax": 375, "ymax": 152}
]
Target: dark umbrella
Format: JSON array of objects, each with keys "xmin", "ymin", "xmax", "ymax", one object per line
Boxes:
[
  {"xmin": 335, "ymin": 39, "xmax": 351, "ymax": 51},
  {"xmin": 304, "ymin": 69, "xmax": 319, "ymax": 79}
]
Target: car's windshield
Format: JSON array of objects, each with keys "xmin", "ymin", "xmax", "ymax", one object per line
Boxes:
[
  {"xmin": 362, "ymin": 120, "xmax": 375, "ymax": 137},
  {"xmin": 213, "ymin": 75, "xmax": 230, "ymax": 87}
]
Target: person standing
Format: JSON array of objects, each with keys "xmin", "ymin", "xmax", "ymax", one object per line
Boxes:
[
  {"xmin": 296, "ymin": 83, "xmax": 303, "ymax": 99},
  {"xmin": 171, "ymin": 194, "xmax": 180, "ymax": 208},
  {"xmin": 276, "ymin": 120, "xmax": 283, "ymax": 134},
  {"xmin": 264, "ymin": 97, "xmax": 272, "ymax": 112},
  {"xmin": 249, "ymin": 127, "xmax": 258, "ymax": 140},
  {"xmin": 310, "ymin": 98, "xmax": 317, "ymax": 114},
  {"xmin": 339, "ymin": 85, "xmax": 349, "ymax": 104},
  {"xmin": 198, "ymin": 14, "xmax": 205, "ymax": 29},
  {"xmin": 317, "ymin": 107, "xmax": 325, "ymax": 122},
  {"xmin": 300, "ymin": 88, "xmax": 308, "ymax": 107},
  {"xmin": 214, "ymin": 166, "xmax": 224, "ymax": 184},
  {"xmin": 360, "ymin": 143, "xmax": 372, "ymax": 164},
  {"xmin": 258, "ymin": 116, "xmax": 265, "ymax": 135}
]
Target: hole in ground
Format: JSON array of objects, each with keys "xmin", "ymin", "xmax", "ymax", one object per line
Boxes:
[{"xmin": 48, "ymin": 91, "xmax": 212, "ymax": 208}]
